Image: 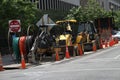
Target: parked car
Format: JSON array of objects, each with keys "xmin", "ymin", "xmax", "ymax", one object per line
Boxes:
[
  {"xmin": 112, "ymin": 31, "xmax": 120, "ymax": 40},
  {"xmin": 112, "ymin": 30, "xmax": 118, "ymax": 35}
]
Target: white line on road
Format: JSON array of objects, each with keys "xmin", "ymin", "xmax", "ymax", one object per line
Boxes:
[{"xmin": 114, "ymin": 54, "xmax": 120, "ymax": 59}]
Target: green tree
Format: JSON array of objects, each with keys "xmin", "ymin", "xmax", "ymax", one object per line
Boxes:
[
  {"xmin": 114, "ymin": 11, "xmax": 120, "ymax": 29},
  {"xmin": 66, "ymin": 0, "xmax": 110, "ymax": 22},
  {"xmin": 40, "ymin": 9, "xmax": 67, "ymax": 22},
  {"xmin": 0, "ymin": 0, "xmax": 41, "ymax": 36}
]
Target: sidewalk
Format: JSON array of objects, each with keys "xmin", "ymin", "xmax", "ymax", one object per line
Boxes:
[
  {"xmin": 2, "ymin": 54, "xmax": 33, "ymax": 70},
  {"xmin": 2, "ymin": 54, "xmax": 15, "ymax": 66}
]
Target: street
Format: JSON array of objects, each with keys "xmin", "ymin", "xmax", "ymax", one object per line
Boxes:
[{"xmin": 0, "ymin": 44, "xmax": 120, "ymax": 80}]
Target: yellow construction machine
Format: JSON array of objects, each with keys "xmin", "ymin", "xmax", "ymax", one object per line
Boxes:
[
  {"xmin": 55, "ymin": 20, "xmax": 78, "ymax": 56},
  {"xmin": 74, "ymin": 21, "xmax": 100, "ymax": 52}
]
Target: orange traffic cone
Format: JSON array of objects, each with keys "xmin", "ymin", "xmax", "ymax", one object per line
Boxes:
[
  {"xmin": 21, "ymin": 54, "xmax": 26, "ymax": 69},
  {"xmin": 109, "ymin": 40, "xmax": 112, "ymax": 47},
  {"xmin": 78, "ymin": 44, "xmax": 83, "ymax": 56},
  {"xmin": 116, "ymin": 38, "xmax": 119, "ymax": 44},
  {"xmin": 109, "ymin": 36, "xmax": 113, "ymax": 47},
  {"xmin": 55, "ymin": 49, "xmax": 60, "ymax": 61},
  {"xmin": 92, "ymin": 44, "xmax": 97, "ymax": 51},
  {"xmin": 105, "ymin": 40, "xmax": 108, "ymax": 48},
  {"xmin": 100, "ymin": 43, "xmax": 103, "ymax": 49},
  {"xmin": 117, "ymin": 38, "xmax": 119, "ymax": 44},
  {"xmin": 65, "ymin": 46, "xmax": 70, "ymax": 58},
  {"xmin": 0, "ymin": 53, "xmax": 4, "ymax": 71},
  {"xmin": 111, "ymin": 39, "xmax": 114, "ymax": 46},
  {"xmin": 100, "ymin": 39, "xmax": 103, "ymax": 49}
]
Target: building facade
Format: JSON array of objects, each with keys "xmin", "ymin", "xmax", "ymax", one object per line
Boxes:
[
  {"xmin": 96, "ymin": 0, "xmax": 120, "ymax": 11},
  {"xmin": 80, "ymin": 0, "xmax": 88, "ymax": 7},
  {"xmin": 31, "ymin": 0, "xmax": 79, "ymax": 11},
  {"xmin": 61, "ymin": 0, "xmax": 80, "ymax": 6},
  {"xmin": 79, "ymin": 0, "xmax": 120, "ymax": 11},
  {"xmin": 31, "ymin": 0, "xmax": 120, "ymax": 11}
]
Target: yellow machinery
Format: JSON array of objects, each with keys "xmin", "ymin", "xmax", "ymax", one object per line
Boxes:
[
  {"xmin": 27, "ymin": 20, "xmax": 100, "ymax": 63},
  {"xmin": 56, "ymin": 20, "xmax": 77, "ymax": 46},
  {"xmin": 55, "ymin": 20, "xmax": 99, "ymax": 55},
  {"xmin": 74, "ymin": 21, "xmax": 100, "ymax": 52},
  {"xmin": 55, "ymin": 20, "xmax": 78, "ymax": 56}
]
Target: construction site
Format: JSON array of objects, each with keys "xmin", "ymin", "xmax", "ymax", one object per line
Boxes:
[{"xmin": 0, "ymin": 14, "xmax": 119, "ymax": 71}]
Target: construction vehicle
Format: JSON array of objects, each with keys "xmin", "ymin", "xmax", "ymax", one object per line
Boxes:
[
  {"xmin": 73, "ymin": 21, "xmax": 100, "ymax": 53},
  {"xmin": 74, "ymin": 17, "xmax": 115, "ymax": 53},
  {"xmin": 27, "ymin": 20, "xmax": 77, "ymax": 63},
  {"xmin": 55, "ymin": 20, "xmax": 101, "ymax": 56},
  {"xmin": 27, "ymin": 17, "xmax": 114, "ymax": 63},
  {"xmin": 55, "ymin": 20, "xmax": 78, "ymax": 57},
  {"xmin": 26, "ymin": 18, "xmax": 77, "ymax": 63},
  {"xmin": 27, "ymin": 14, "xmax": 58, "ymax": 63},
  {"xmin": 56, "ymin": 20, "xmax": 76, "ymax": 46},
  {"xmin": 27, "ymin": 24, "xmax": 57, "ymax": 63}
]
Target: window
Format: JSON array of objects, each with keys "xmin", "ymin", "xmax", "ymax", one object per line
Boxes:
[
  {"xmin": 39, "ymin": 0, "xmax": 42, "ymax": 9},
  {"xmin": 102, "ymin": 1, "xmax": 104, "ymax": 8}
]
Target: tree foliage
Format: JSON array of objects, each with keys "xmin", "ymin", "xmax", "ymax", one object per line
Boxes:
[
  {"xmin": 114, "ymin": 11, "xmax": 120, "ymax": 29},
  {"xmin": 66, "ymin": 0, "xmax": 112, "ymax": 22},
  {"xmin": 66, "ymin": 0, "xmax": 120, "ymax": 29},
  {"xmin": 0, "ymin": 0, "xmax": 42, "ymax": 36}
]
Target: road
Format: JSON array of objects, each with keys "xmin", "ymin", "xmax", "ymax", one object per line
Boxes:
[{"xmin": 0, "ymin": 44, "xmax": 120, "ymax": 80}]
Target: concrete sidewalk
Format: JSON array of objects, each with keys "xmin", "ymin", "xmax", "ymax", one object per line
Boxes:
[
  {"xmin": 1, "ymin": 54, "xmax": 34, "ymax": 70},
  {"xmin": 2, "ymin": 54, "xmax": 15, "ymax": 66}
]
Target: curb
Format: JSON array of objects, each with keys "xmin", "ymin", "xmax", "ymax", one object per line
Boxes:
[{"xmin": 3, "ymin": 63, "xmax": 32, "ymax": 70}]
